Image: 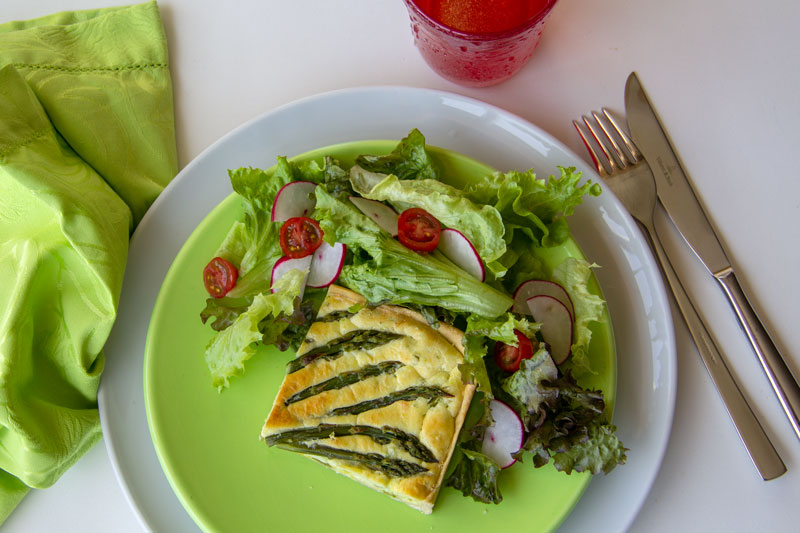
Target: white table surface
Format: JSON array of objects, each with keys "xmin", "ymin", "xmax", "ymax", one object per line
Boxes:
[{"xmin": 4, "ymin": 0, "xmax": 800, "ymax": 531}]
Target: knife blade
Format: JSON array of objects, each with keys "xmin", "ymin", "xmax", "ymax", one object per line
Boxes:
[{"xmin": 624, "ymin": 71, "xmax": 800, "ymax": 442}]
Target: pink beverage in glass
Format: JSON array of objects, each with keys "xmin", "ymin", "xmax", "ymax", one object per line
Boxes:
[{"xmin": 404, "ymin": 0, "xmax": 558, "ymax": 87}]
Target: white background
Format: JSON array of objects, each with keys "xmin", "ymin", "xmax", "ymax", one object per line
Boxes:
[{"xmin": 3, "ymin": 0, "xmax": 800, "ymax": 531}]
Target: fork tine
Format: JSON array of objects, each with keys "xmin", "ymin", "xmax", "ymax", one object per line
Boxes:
[
  {"xmin": 572, "ymin": 119, "xmax": 608, "ymax": 177},
  {"xmin": 592, "ymin": 111, "xmax": 629, "ymax": 168},
  {"xmin": 581, "ymin": 114, "xmax": 619, "ymax": 174},
  {"xmin": 602, "ymin": 108, "xmax": 642, "ymax": 162}
]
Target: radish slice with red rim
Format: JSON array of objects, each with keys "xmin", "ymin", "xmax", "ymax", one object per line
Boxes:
[
  {"xmin": 271, "ymin": 181, "xmax": 317, "ymax": 222},
  {"xmin": 270, "ymin": 255, "xmax": 312, "ymax": 294},
  {"xmin": 437, "ymin": 228, "xmax": 485, "ymax": 281},
  {"xmin": 349, "ymin": 196, "xmax": 398, "ymax": 236},
  {"xmin": 527, "ymin": 295, "xmax": 574, "ymax": 364},
  {"xmin": 481, "ymin": 399, "xmax": 524, "ymax": 469},
  {"xmin": 307, "ymin": 242, "xmax": 346, "ymax": 288},
  {"xmin": 513, "ymin": 279, "xmax": 574, "ymax": 317}
]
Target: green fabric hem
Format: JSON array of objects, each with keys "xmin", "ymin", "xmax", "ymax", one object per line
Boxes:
[
  {"xmin": 9, "ymin": 63, "xmax": 169, "ymax": 73},
  {"xmin": 0, "ymin": 2, "xmax": 170, "ymax": 72}
]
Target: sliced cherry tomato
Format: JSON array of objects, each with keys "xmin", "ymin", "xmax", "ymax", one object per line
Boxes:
[
  {"xmin": 279, "ymin": 216, "xmax": 324, "ymax": 258},
  {"xmin": 493, "ymin": 329, "xmax": 534, "ymax": 373},
  {"xmin": 397, "ymin": 207, "xmax": 441, "ymax": 253},
  {"xmin": 203, "ymin": 256, "xmax": 238, "ymax": 298}
]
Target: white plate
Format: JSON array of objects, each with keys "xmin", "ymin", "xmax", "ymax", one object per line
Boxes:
[{"xmin": 98, "ymin": 86, "xmax": 676, "ymax": 532}]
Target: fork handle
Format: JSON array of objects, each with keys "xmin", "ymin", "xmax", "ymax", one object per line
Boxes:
[
  {"xmin": 715, "ymin": 271, "xmax": 800, "ymax": 442},
  {"xmin": 641, "ymin": 220, "xmax": 786, "ymax": 480}
]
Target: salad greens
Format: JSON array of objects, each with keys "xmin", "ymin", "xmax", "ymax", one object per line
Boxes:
[
  {"xmin": 552, "ymin": 258, "xmax": 607, "ymax": 376},
  {"xmin": 199, "ymin": 128, "xmax": 626, "ymax": 505},
  {"xmin": 350, "ymin": 167, "xmax": 508, "ymax": 272},
  {"xmin": 314, "ymin": 185, "xmax": 513, "ymax": 318},
  {"xmin": 353, "ymin": 127, "xmax": 438, "ymax": 180},
  {"xmin": 203, "ymin": 268, "xmax": 305, "ymax": 390}
]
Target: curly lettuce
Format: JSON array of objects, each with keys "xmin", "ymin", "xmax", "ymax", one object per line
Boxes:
[
  {"xmin": 204, "ymin": 268, "xmax": 306, "ymax": 390},
  {"xmin": 461, "ymin": 313, "xmax": 541, "ymax": 393},
  {"xmin": 353, "ymin": 128, "xmax": 438, "ymax": 180},
  {"xmin": 465, "ymin": 166, "xmax": 601, "ymax": 248},
  {"xmin": 552, "ymin": 258, "xmax": 606, "ymax": 377}
]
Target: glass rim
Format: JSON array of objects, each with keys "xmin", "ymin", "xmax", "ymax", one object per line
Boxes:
[{"xmin": 403, "ymin": 0, "xmax": 559, "ymax": 40}]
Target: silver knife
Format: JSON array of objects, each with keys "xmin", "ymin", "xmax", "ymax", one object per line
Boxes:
[{"xmin": 625, "ymin": 71, "xmax": 800, "ymax": 442}]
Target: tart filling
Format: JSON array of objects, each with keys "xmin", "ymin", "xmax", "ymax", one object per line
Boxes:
[{"xmin": 261, "ymin": 285, "xmax": 475, "ymax": 514}]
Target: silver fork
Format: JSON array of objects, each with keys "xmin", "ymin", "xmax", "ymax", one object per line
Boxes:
[{"xmin": 574, "ymin": 109, "xmax": 786, "ymax": 481}]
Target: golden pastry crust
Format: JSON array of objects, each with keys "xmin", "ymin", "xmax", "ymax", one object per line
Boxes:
[{"xmin": 261, "ymin": 285, "xmax": 475, "ymax": 514}]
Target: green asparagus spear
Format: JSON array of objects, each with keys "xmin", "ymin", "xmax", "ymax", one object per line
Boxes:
[
  {"xmin": 264, "ymin": 423, "xmax": 438, "ymax": 463},
  {"xmin": 328, "ymin": 386, "xmax": 453, "ymax": 416},
  {"xmin": 284, "ymin": 361, "xmax": 404, "ymax": 406},
  {"xmin": 274, "ymin": 441, "xmax": 428, "ymax": 477},
  {"xmin": 314, "ymin": 309, "xmax": 358, "ymax": 323},
  {"xmin": 287, "ymin": 330, "xmax": 404, "ymax": 374}
]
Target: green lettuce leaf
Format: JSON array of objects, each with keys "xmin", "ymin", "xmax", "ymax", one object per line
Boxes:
[
  {"xmin": 501, "ymin": 247, "xmax": 547, "ymax": 294},
  {"xmin": 512, "ymin": 369, "xmax": 626, "ymax": 474},
  {"xmin": 262, "ymin": 288, "xmax": 326, "ymax": 352},
  {"xmin": 200, "ymin": 295, "xmax": 253, "ymax": 332},
  {"xmin": 460, "ymin": 313, "xmax": 541, "ymax": 394},
  {"xmin": 291, "ymin": 155, "xmax": 353, "ymax": 200},
  {"xmin": 354, "ymin": 128, "xmax": 438, "ymax": 180},
  {"xmin": 460, "ymin": 334, "xmax": 493, "ymax": 394},
  {"xmin": 350, "ymin": 168, "xmax": 507, "ymax": 273},
  {"xmin": 444, "ymin": 393, "xmax": 502, "ymax": 504},
  {"xmin": 313, "ymin": 186, "xmax": 513, "ymax": 319},
  {"xmin": 500, "ymin": 346, "xmax": 559, "ymax": 430},
  {"xmin": 204, "ymin": 268, "xmax": 306, "ymax": 390},
  {"xmin": 551, "ymin": 419, "xmax": 627, "ymax": 475},
  {"xmin": 466, "ymin": 313, "xmax": 540, "ymax": 345},
  {"xmin": 212, "ymin": 220, "xmax": 249, "ymax": 268},
  {"xmin": 465, "ymin": 166, "xmax": 601, "ymax": 248},
  {"xmin": 445, "ymin": 448, "xmax": 502, "ymax": 504},
  {"xmin": 226, "ymin": 166, "xmax": 288, "ymax": 280},
  {"xmin": 552, "ymin": 258, "xmax": 606, "ymax": 376}
]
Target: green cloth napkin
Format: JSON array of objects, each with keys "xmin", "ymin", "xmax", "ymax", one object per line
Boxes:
[{"xmin": 0, "ymin": 1, "xmax": 177, "ymax": 522}]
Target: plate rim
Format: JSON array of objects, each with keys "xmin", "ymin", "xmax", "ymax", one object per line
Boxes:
[{"xmin": 98, "ymin": 85, "xmax": 676, "ymax": 533}]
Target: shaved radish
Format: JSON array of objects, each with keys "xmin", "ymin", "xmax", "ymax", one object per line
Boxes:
[
  {"xmin": 271, "ymin": 181, "xmax": 317, "ymax": 222},
  {"xmin": 270, "ymin": 255, "xmax": 312, "ymax": 294},
  {"xmin": 307, "ymin": 242, "xmax": 346, "ymax": 288},
  {"xmin": 481, "ymin": 399, "xmax": 524, "ymax": 469},
  {"xmin": 438, "ymin": 228, "xmax": 485, "ymax": 281},
  {"xmin": 349, "ymin": 196, "xmax": 398, "ymax": 236},
  {"xmin": 513, "ymin": 279, "xmax": 574, "ymax": 317},
  {"xmin": 527, "ymin": 295, "xmax": 574, "ymax": 364}
]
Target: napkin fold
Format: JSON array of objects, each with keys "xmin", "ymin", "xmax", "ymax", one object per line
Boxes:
[{"xmin": 0, "ymin": 1, "xmax": 177, "ymax": 523}]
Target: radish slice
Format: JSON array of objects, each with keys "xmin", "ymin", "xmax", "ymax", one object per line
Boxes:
[
  {"xmin": 307, "ymin": 242, "xmax": 346, "ymax": 288},
  {"xmin": 271, "ymin": 181, "xmax": 317, "ymax": 222},
  {"xmin": 270, "ymin": 255, "xmax": 312, "ymax": 294},
  {"xmin": 349, "ymin": 196, "xmax": 398, "ymax": 236},
  {"xmin": 527, "ymin": 295, "xmax": 574, "ymax": 364},
  {"xmin": 481, "ymin": 399, "xmax": 524, "ymax": 469},
  {"xmin": 513, "ymin": 279, "xmax": 574, "ymax": 317},
  {"xmin": 438, "ymin": 228, "xmax": 485, "ymax": 281}
]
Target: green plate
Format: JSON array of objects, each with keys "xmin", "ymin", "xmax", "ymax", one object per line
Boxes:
[{"xmin": 144, "ymin": 140, "xmax": 616, "ymax": 533}]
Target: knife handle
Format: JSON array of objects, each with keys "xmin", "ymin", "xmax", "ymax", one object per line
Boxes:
[
  {"xmin": 642, "ymin": 222, "xmax": 786, "ymax": 479},
  {"xmin": 716, "ymin": 271, "xmax": 800, "ymax": 442}
]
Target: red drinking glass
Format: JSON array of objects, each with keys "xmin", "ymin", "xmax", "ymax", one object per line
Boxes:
[{"xmin": 403, "ymin": 0, "xmax": 559, "ymax": 87}]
